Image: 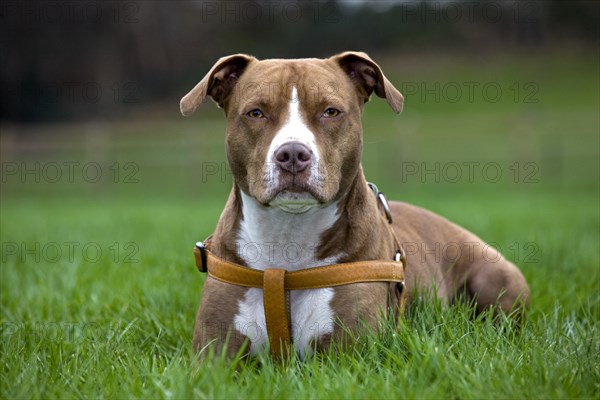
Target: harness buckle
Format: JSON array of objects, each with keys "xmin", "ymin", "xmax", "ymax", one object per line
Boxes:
[
  {"xmin": 368, "ymin": 182, "xmax": 393, "ymax": 224},
  {"xmin": 195, "ymin": 241, "xmax": 208, "ymax": 273}
]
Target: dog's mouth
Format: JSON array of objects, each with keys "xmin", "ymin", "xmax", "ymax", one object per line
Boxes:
[
  {"xmin": 255, "ymin": 166, "xmax": 332, "ymax": 212},
  {"xmin": 267, "ymin": 188, "xmax": 322, "ymax": 214}
]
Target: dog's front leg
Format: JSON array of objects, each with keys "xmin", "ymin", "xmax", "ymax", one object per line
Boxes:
[{"xmin": 192, "ymin": 278, "xmax": 250, "ymax": 358}]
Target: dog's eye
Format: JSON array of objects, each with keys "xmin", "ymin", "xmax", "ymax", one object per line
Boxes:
[
  {"xmin": 322, "ymin": 108, "xmax": 341, "ymax": 118},
  {"xmin": 246, "ymin": 109, "xmax": 265, "ymax": 119}
]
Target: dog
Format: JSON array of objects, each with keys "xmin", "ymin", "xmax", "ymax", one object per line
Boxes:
[{"xmin": 180, "ymin": 51, "xmax": 530, "ymax": 359}]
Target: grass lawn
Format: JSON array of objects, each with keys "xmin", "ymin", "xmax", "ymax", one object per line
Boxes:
[{"xmin": 1, "ymin": 50, "xmax": 599, "ymax": 398}]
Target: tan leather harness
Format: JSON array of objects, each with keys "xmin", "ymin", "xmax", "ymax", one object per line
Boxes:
[{"xmin": 193, "ymin": 183, "xmax": 407, "ymax": 359}]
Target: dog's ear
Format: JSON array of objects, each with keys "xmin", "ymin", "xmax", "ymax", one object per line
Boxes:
[
  {"xmin": 331, "ymin": 51, "xmax": 403, "ymax": 113},
  {"xmin": 180, "ymin": 54, "xmax": 257, "ymax": 116}
]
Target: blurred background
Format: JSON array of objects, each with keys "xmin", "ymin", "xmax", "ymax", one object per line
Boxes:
[
  {"xmin": 2, "ymin": 0, "xmax": 598, "ymax": 122},
  {"xmin": 1, "ymin": 0, "xmax": 598, "ymax": 271}
]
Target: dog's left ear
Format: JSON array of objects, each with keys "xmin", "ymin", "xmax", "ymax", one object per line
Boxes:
[
  {"xmin": 331, "ymin": 51, "xmax": 403, "ymax": 113},
  {"xmin": 180, "ymin": 54, "xmax": 257, "ymax": 116}
]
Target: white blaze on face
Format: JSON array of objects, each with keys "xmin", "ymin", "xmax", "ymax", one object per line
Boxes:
[{"xmin": 264, "ymin": 86, "xmax": 321, "ymax": 196}]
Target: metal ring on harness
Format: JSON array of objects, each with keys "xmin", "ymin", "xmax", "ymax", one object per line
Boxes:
[{"xmin": 367, "ymin": 182, "xmax": 393, "ymax": 224}]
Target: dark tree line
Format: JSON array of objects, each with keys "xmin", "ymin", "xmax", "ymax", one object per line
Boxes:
[{"xmin": 1, "ymin": 0, "xmax": 597, "ymax": 123}]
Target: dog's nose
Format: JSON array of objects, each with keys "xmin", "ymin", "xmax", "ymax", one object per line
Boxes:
[{"xmin": 274, "ymin": 141, "xmax": 312, "ymax": 173}]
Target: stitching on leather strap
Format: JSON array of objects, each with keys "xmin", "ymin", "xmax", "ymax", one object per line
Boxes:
[
  {"xmin": 263, "ymin": 269, "xmax": 291, "ymax": 360},
  {"xmin": 194, "ymin": 248, "xmax": 405, "ymax": 289}
]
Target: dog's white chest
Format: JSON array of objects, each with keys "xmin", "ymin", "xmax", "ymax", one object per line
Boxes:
[
  {"xmin": 234, "ymin": 287, "xmax": 335, "ymax": 358},
  {"xmin": 233, "ymin": 192, "xmax": 340, "ymax": 357}
]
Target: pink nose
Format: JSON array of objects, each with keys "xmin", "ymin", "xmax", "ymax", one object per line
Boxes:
[{"xmin": 274, "ymin": 142, "xmax": 312, "ymax": 173}]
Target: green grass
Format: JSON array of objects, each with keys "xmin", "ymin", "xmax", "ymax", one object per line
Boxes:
[{"xmin": 1, "ymin": 50, "xmax": 599, "ymax": 398}]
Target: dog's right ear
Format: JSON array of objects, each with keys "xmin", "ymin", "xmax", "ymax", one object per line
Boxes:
[{"xmin": 180, "ymin": 54, "xmax": 257, "ymax": 116}]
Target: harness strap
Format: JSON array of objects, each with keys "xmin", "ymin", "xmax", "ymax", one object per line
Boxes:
[
  {"xmin": 194, "ymin": 247, "xmax": 405, "ymax": 290},
  {"xmin": 263, "ymin": 269, "xmax": 291, "ymax": 360},
  {"xmin": 193, "ymin": 245, "xmax": 406, "ymax": 358}
]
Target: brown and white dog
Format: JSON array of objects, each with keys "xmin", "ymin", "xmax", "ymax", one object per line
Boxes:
[{"xmin": 181, "ymin": 52, "xmax": 530, "ymax": 359}]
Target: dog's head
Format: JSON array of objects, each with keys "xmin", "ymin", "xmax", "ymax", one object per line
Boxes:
[{"xmin": 181, "ymin": 52, "xmax": 403, "ymax": 213}]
